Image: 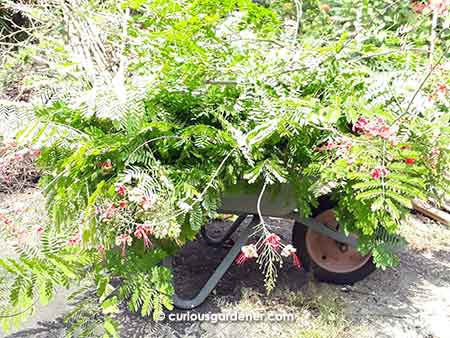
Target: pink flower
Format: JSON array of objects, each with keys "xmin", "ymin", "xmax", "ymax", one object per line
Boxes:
[
  {"xmin": 3, "ymin": 218, "xmax": 12, "ymax": 226},
  {"xmin": 236, "ymin": 244, "xmax": 258, "ymax": 265},
  {"xmin": 428, "ymin": 0, "xmax": 450, "ymax": 16},
  {"xmin": 68, "ymin": 233, "xmax": 81, "ymax": 246},
  {"xmin": 134, "ymin": 224, "xmax": 153, "ymax": 249},
  {"xmin": 431, "ymin": 147, "xmax": 441, "ymax": 157},
  {"xmin": 412, "ymin": 1, "xmax": 427, "ymax": 13},
  {"xmin": 35, "ymin": 226, "xmax": 45, "ymax": 235},
  {"xmin": 14, "ymin": 153, "xmax": 24, "ymax": 161},
  {"xmin": 142, "ymin": 223, "xmax": 154, "ymax": 235},
  {"xmin": 30, "ymin": 148, "xmax": 41, "ymax": 157},
  {"xmin": 115, "ymin": 184, "xmax": 127, "ymax": 196},
  {"xmin": 102, "ymin": 204, "xmax": 116, "ymax": 222},
  {"xmin": 119, "ymin": 200, "xmax": 128, "ymax": 209},
  {"xmin": 352, "ymin": 117, "xmax": 369, "ymax": 133},
  {"xmin": 264, "ymin": 233, "xmax": 281, "ymax": 249},
  {"xmin": 336, "ymin": 138, "xmax": 352, "ymax": 156},
  {"xmin": 97, "ymin": 244, "xmax": 105, "ymax": 254},
  {"xmin": 371, "ymin": 166, "xmax": 390, "ymax": 179},
  {"xmin": 325, "ymin": 141, "xmax": 336, "ymax": 150},
  {"xmin": 353, "ymin": 117, "xmax": 396, "ymax": 140},
  {"xmin": 405, "ymin": 158, "xmax": 416, "ymax": 165},
  {"xmin": 115, "ymin": 233, "xmax": 133, "ymax": 257},
  {"xmin": 141, "ymin": 194, "xmax": 156, "ymax": 211},
  {"xmin": 377, "ymin": 126, "xmax": 396, "ymax": 140}
]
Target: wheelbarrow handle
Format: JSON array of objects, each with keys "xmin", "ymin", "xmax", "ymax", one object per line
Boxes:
[{"xmin": 163, "ymin": 214, "xmax": 260, "ymax": 309}]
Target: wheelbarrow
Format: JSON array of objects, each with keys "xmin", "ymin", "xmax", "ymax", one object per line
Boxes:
[{"xmin": 163, "ymin": 183, "xmax": 376, "ymax": 309}]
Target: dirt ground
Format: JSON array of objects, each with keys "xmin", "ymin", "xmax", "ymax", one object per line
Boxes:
[{"xmin": 0, "ymin": 189, "xmax": 449, "ymax": 338}]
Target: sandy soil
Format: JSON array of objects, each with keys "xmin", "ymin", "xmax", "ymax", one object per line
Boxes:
[{"xmin": 0, "ymin": 189, "xmax": 449, "ymax": 338}]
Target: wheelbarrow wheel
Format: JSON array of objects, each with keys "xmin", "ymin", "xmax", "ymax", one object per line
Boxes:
[{"xmin": 292, "ymin": 205, "xmax": 376, "ymax": 285}]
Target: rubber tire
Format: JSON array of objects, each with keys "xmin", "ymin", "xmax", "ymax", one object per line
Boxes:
[{"xmin": 292, "ymin": 197, "xmax": 376, "ymax": 285}]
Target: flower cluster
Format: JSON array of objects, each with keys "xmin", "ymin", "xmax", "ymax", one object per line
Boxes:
[
  {"xmin": 93, "ymin": 180, "xmax": 160, "ymax": 257},
  {"xmin": 319, "ymin": 137, "xmax": 353, "ymax": 158},
  {"xmin": 429, "ymin": 83, "xmax": 449, "ymax": 102},
  {"xmin": 413, "ymin": 0, "xmax": 450, "ymax": 16},
  {"xmin": 352, "ymin": 117, "xmax": 397, "ymax": 141},
  {"xmin": 134, "ymin": 223, "xmax": 154, "ymax": 249},
  {"xmin": 0, "ymin": 211, "xmax": 44, "ymax": 242},
  {"xmin": 115, "ymin": 232, "xmax": 133, "ymax": 257},
  {"xmin": 68, "ymin": 233, "xmax": 81, "ymax": 246},
  {"xmin": 370, "ymin": 166, "xmax": 390, "ymax": 180},
  {"xmin": 236, "ymin": 233, "xmax": 301, "ymax": 269},
  {"xmin": 114, "ymin": 223, "xmax": 155, "ymax": 257},
  {"xmin": 97, "ymin": 159, "xmax": 113, "ymax": 175},
  {"xmin": 428, "ymin": 0, "xmax": 450, "ymax": 16}
]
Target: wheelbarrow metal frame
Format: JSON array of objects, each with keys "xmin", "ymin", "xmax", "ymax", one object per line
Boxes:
[{"xmin": 163, "ymin": 184, "xmax": 357, "ymax": 309}]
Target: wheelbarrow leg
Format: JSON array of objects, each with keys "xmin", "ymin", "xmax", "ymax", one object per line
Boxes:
[{"xmin": 163, "ymin": 214, "xmax": 260, "ymax": 309}]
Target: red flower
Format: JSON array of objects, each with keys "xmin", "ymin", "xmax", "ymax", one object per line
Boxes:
[
  {"xmin": 281, "ymin": 244, "xmax": 302, "ymax": 269},
  {"xmin": 371, "ymin": 166, "xmax": 389, "ymax": 179},
  {"xmin": 134, "ymin": 224, "xmax": 153, "ymax": 249},
  {"xmin": 292, "ymin": 253, "xmax": 302, "ymax": 269},
  {"xmin": 236, "ymin": 244, "xmax": 258, "ymax": 265},
  {"xmin": 405, "ymin": 158, "xmax": 416, "ymax": 165},
  {"xmin": 99, "ymin": 160, "xmax": 112, "ymax": 169},
  {"xmin": 436, "ymin": 83, "xmax": 448, "ymax": 96},
  {"xmin": 115, "ymin": 233, "xmax": 132, "ymax": 257},
  {"xmin": 115, "ymin": 184, "xmax": 127, "ymax": 196},
  {"xmin": 119, "ymin": 200, "xmax": 128, "ymax": 209},
  {"xmin": 35, "ymin": 226, "xmax": 45, "ymax": 235},
  {"xmin": 264, "ymin": 233, "xmax": 281, "ymax": 249}
]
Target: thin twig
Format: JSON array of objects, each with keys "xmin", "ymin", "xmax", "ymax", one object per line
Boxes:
[
  {"xmin": 293, "ymin": 0, "xmax": 302, "ymax": 40},
  {"xmin": 256, "ymin": 181, "xmax": 268, "ymax": 228},
  {"xmin": 0, "ymin": 299, "xmax": 38, "ymax": 319},
  {"xmin": 205, "ymin": 80, "xmax": 239, "ymax": 85},
  {"xmin": 126, "ymin": 135, "xmax": 182, "ymax": 162},
  {"xmin": 393, "ymin": 43, "xmax": 450, "ymax": 125},
  {"xmin": 429, "ymin": 8, "xmax": 438, "ymax": 66}
]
